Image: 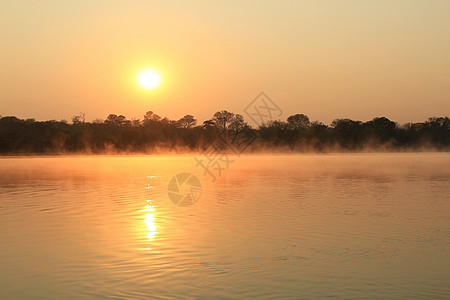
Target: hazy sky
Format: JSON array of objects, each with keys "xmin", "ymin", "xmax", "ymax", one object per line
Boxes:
[{"xmin": 1, "ymin": 0, "xmax": 449, "ymax": 125}]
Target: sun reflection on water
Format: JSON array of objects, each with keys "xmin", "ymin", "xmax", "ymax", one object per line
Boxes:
[
  {"xmin": 142, "ymin": 176, "xmax": 158, "ymax": 244},
  {"xmin": 142, "ymin": 201, "xmax": 157, "ymax": 241}
]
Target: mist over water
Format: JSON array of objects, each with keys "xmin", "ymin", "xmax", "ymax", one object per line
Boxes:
[{"xmin": 0, "ymin": 154, "xmax": 449, "ymax": 299}]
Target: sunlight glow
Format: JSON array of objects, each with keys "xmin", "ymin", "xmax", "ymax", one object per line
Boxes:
[{"xmin": 138, "ymin": 70, "xmax": 161, "ymax": 89}]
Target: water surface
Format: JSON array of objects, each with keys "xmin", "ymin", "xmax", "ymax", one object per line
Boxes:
[{"xmin": 0, "ymin": 154, "xmax": 449, "ymax": 299}]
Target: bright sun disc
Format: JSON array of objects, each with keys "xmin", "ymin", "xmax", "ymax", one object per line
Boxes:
[{"xmin": 138, "ymin": 70, "xmax": 161, "ymax": 89}]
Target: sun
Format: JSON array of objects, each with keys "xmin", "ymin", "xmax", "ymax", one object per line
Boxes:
[{"xmin": 138, "ymin": 70, "xmax": 161, "ymax": 89}]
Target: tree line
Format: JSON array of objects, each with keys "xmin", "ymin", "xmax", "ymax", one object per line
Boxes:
[{"xmin": 0, "ymin": 111, "xmax": 448, "ymax": 154}]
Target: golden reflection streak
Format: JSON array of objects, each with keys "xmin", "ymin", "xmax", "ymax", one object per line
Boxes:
[
  {"xmin": 141, "ymin": 200, "xmax": 158, "ymax": 242},
  {"xmin": 142, "ymin": 176, "xmax": 158, "ymax": 244}
]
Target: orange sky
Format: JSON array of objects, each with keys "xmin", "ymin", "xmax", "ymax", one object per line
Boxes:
[{"xmin": 1, "ymin": 0, "xmax": 449, "ymax": 125}]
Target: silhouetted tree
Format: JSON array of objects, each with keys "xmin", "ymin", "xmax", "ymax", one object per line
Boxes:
[
  {"xmin": 287, "ymin": 114, "xmax": 310, "ymax": 129},
  {"xmin": 105, "ymin": 114, "xmax": 127, "ymax": 126},
  {"xmin": 364, "ymin": 117, "xmax": 397, "ymax": 145},
  {"xmin": 331, "ymin": 119, "xmax": 364, "ymax": 149},
  {"xmin": 203, "ymin": 120, "xmax": 216, "ymax": 128},
  {"xmin": 211, "ymin": 110, "xmax": 235, "ymax": 129},
  {"xmin": 229, "ymin": 114, "xmax": 248, "ymax": 133},
  {"xmin": 143, "ymin": 111, "xmax": 161, "ymax": 126},
  {"xmin": 178, "ymin": 115, "xmax": 197, "ymax": 128},
  {"xmin": 72, "ymin": 112, "xmax": 85, "ymax": 124}
]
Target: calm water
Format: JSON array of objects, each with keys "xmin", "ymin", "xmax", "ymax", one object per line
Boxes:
[{"xmin": 0, "ymin": 154, "xmax": 449, "ymax": 299}]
